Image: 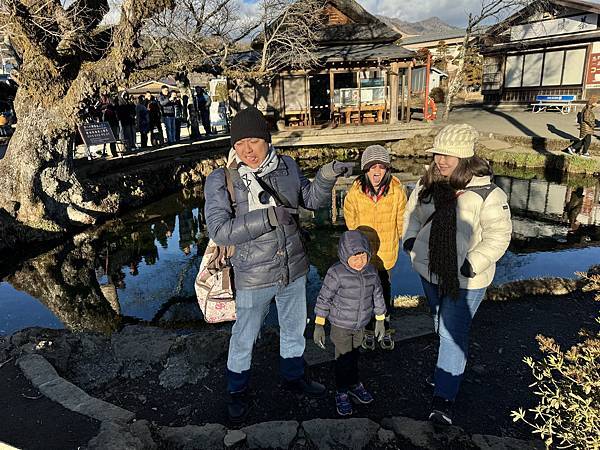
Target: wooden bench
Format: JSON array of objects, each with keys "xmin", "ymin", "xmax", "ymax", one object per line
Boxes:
[{"xmin": 531, "ymin": 95, "xmax": 576, "ymax": 115}]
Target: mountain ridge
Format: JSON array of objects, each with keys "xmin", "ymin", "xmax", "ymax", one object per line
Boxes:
[{"xmin": 376, "ymin": 15, "xmax": 463, "ymax": 36}]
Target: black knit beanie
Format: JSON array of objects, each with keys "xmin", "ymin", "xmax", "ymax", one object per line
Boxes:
[{"xmin": 230, "ymin": 106, "xmax": 271, "ymax": 147}]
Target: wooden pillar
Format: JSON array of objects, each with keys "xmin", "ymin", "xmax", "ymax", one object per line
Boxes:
[
  {"xmin": 400, "ymin": 73, "xmax": 406, "ymax": 123},
  {"xmin": 407, "ymin": 63, "xmax": 413, "ymax": 123},
  {"xmin": 329, "ymin": 71, "xmax": 335, "ymax": 122},
  {"xmin": 389, "ymin": 63, "xmax": 399, "ymax": 124},
  {"xmin": 357, "ymin": 71, "xmax": 362, "ymax": 125},
  {"xmin": 305, "ymin": 74, "xmax": 311, "ymax": 126}
]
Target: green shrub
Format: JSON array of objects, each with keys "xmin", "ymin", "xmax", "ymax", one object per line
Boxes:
[{"xmin": 512, "ymin": 318, "xmax": 600, "ymax": 448}]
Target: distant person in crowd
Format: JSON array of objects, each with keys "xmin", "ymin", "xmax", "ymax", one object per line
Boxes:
[
  {"xmin": 116, "ymin": 91, "xmax": 137, "ymax": 152},
  {"xmin": 146, "ymin": 92, "xmax": 164, "ymax": 146},
  {"xmin": 568, "ymin": 96, "xmax": 597, "ymax": 158},
  {"xmin": 403, "ymin": 124, "xmax": 512, "ymax": 426},
  {"xmin": 187, "ymin": 103, "xmax": 201, "ymax": 140},
  {"xmin": 564, "ymin": 187, "xmax": 584, "ymax": 231},
  {"xmin": 100, "ymin": 95, "xmax": 119, "ymax": 157},
  {"xmin": 173, "ymin": 92, "xmax": 183, "ymax": 143},
  {"xmin": 204, "ymin": 106, "xmax": 354, "ymax": 423},
  {"xmin": 158, "ymin": 85, "xmax": 177, "ymax": 144},
  {"xmin": 135, "ymin": 95, "xmax": 150, "ymax": 149},
  {"xmin": 343, "ymin": 145, "xmax": 407, "ymax": 350},
  {"xmin": 194, "ymin": 86, "xmax": 211, "ymax": 135},
  {"xmin": 313, "ymin": 230, "xmax": 386, "ymax": 416}
]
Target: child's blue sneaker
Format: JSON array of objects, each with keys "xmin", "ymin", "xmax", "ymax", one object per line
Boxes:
[
  {"xmin": 335, "ymin": 391, "xmax": 353, "ymax": 416},
  {"xmin": 348, "ymin": 382, "xmax": 374, "ymax": 404}
]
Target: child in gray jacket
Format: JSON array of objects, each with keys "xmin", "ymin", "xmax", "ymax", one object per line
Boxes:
[{"xmin": 313, "ymin": 230, "xmax": 387, "ymax": 416}]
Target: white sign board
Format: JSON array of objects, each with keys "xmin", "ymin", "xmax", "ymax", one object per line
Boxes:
[{"xmin": 511, "ymin": 14, "xmax": 597, "ymax": 41}]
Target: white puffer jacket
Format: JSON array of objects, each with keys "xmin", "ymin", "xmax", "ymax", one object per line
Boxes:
[{"xmin": 402, "ymin": 176, "xmax": 512, "ymax": 290}]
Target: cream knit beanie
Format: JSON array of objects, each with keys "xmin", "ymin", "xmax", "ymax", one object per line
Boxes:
[{"xmin": 426, "ymin": 124, "xmax": 478, "ymax": 158}]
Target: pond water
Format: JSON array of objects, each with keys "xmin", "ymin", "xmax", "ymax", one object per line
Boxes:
[{"xmin": 1, "ymin": 162, "xmax": 599, "ymax": 336}]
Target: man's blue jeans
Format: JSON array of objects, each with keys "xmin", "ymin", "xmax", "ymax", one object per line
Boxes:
[
  {"xmin": 163, "ymin": 116, "xmax": 176, "ymax": 143},
  {"xmin": 227, "ymin": 275, "xmax": 307, "ymax": 393},
  {"xmin": 421, "ymin": 277, "xmax": 486, "ymax": 401}
]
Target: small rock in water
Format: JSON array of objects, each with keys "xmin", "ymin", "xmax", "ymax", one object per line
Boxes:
[
  {"xmin": 472, "ymin": 364, "xmax": 486, "ymax": 375},
  {"xmin": 498, "ymin": 347, "xmax": 504, "ymax": 355}
]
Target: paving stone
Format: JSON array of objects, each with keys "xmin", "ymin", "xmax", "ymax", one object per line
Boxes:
[
  {"xmin": 242, "ymin": 421, "xmax": 299, "ymax": 449},
  {"xmin": 158, "ymin": 424, "xmax": 226, "ymax": 450},
  {"xmin": 302, "ymin": 418, "xmax": 379, "ymax": 450},
  {"xmin": 111, "ymin": 326, "xmax": 177, "ymax": 378},
  {"xmin": 389, "ymin": 313, "xmax": 435, "ymax": 342},
  {"xmin": 88, "ymin": 421, "xmax": 151, "ymax": 450},
  {"xmin": 224, "ymin": 429, "xmax": 247, "ymax": 448},
  {"xmin": 18, "ymin": 354, "xmax": 134, "ymax": 424},
  {"xmin": 377, "ymin": 428, "xmax": 396, "ymax": 444},
  {"xmin": 386, "ymin": 416, "xmax": 468, "ymax": 449},
  {"xmin": 130, "ymin": 420, "xmax": 157, "ymax": 450},
  {"xmin": 472, "ymin": 434, "xmax": 544, "ymax": 450}
]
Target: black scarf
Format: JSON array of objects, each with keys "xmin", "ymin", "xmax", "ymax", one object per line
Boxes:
[{"xmin": 428, "ymin": 182, "xmax": 459, "ymax": 298}]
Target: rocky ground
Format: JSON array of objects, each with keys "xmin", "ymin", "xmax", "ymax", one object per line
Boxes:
[{"xmin": 0, "ymin": 283, "xmax": 597, "ymax": 449}]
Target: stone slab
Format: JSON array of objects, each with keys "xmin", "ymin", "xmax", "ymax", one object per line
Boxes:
[
  {"xmin": 241, "ymin": 421, "xmax": 299, "ymax": 449},
  {"xmin": 158, "ymin": 424, "xmax": 227, "ymax": 450},
  {"xmin": 389, "ymin": 313, "xmax": 435, "ymax": 342},
  {"xmin": 17, "ymin": 354, "xmax": 135, "ymax": 424},
  {"xmin": 302, "ymin": 418, "xmax": 379, "ymax": 450}
]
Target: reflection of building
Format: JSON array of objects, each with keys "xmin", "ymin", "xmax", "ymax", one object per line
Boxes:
[
  {"xmin": 229, "ymin": 0, "xmax": 417, "ymax": 127},
  {"xmin": 495, "ymin": 175, "xmax": 600, "ymax": 226},
  {"xmin": 481, "ymin": 0, "xmax": 600, "ymax": 105}
]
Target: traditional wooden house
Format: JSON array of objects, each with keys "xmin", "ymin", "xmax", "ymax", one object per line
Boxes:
[
  {"xmin": 481, "ymin": 0, "xmax": 600, "ymax": 106},
  {"xmin": 229, "ymin": 0, "xmax": 417, "ymax": 127}
]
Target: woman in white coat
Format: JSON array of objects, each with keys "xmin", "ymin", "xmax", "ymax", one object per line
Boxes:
[{"xmin": 403, "ymin": 124, "xmax": 512, "ymax": 426}]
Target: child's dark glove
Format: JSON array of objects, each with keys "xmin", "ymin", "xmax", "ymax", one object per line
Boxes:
[
  {"xmin": 313, "ymin": 324, "xmax": 326, "ymax": 349},
  {"xmin": 374, "ymin": 319, "xmax": 385, "ymax": 342}
]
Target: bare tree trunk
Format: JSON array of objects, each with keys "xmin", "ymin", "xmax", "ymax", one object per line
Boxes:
[
  {"xmin": 442, "ymin": 30, "xmax": 471, "ymax": 122},
  {"xmin": 0, "ymin": 0, "xmax": 174, "ymax": 234}
]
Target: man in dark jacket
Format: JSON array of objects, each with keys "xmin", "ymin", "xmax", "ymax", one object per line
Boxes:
[
  {"xmin": 204, "ymin": 106, "xmax": 354, "ymax": 422},
  {"xmin": 158, "ymin": 85, "xmax": 176, "ymax": 144}
]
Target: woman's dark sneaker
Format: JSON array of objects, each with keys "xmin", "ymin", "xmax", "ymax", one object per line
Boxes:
[
  {"xmin": 428, "ymin": 396, "xmax": 453, "ymax": 426},
  {"xmin": 335, "ymin": 391, "xmax": 353, "ymax": 416},
  {"xmin": 380, "ymin": 331, "xmax": 395, "ymax": 350},
  {"xmin": 283, "ymin": 376, "xmax": 326, "ymax": 398},
  {"xmin": 348, "ymin": 382, "xmax": 374, "ymax": 404},
  {"xmin": 227, "ymin": 391, "xmax": 249, "ymax": 423}
]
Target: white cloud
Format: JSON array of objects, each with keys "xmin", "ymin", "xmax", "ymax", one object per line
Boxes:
[{"xmin": 358, "ymin": 0, "xmax": 600, "ymax": 27}]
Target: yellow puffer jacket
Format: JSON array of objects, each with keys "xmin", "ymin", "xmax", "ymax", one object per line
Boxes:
[{"xmin": 343, "ymin": 176, "xmax": 407, "ymax": 270}]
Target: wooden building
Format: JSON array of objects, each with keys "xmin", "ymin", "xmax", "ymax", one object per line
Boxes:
[
  {"xmin": 481, "ymin": 0, "xmax": 600, "ymax": 105},
  {"xmin": 229, "ymin": 0, "xmax": 417, "ymax": 127}
]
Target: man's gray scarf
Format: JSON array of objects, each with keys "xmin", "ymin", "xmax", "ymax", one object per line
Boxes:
[{"xmin": 235, "ymin": 146, "xmax": 279, "ymax": 211}]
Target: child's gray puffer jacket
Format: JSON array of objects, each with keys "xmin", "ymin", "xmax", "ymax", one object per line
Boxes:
[{"xmin": 314, "ymin": 230, "xmax": 386, "ymax": 331}]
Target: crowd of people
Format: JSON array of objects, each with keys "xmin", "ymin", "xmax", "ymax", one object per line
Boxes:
[
  {"xmin": 82, "ymin": 85, "xmax": 214, "ymax": 158},
  {"xmin": 204, "ymin": 107, "xmax": 513, "ymax": 426}
]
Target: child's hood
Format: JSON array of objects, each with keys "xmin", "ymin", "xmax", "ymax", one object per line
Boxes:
[{"xmin": 338, "ymin": 230, "xmax": 372, "ymax": 271}]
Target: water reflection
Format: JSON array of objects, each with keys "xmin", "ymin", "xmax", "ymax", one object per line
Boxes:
[{"xmin": 1, "ymin": 165, "xmax": 599, "ymax": 335}]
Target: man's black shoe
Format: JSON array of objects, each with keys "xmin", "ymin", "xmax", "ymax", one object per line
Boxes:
[
  {"xmin": 428, "ymin": 396, "xmax": 453, "ymax": 426},
  {"xmin": 283, "ymin": 377, "xmax": 326, "ymax": 398},
  {"xmin": 227, "ymin": 391, "xmax": 249, "ymax": 423}
]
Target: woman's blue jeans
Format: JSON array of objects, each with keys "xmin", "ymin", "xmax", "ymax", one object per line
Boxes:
[
  {"xmin": 227, "ymin": 275, "xmax": 307, "ymax": 393},
  {"xmin": 421, "ymin": 277, "xmax": 486, "ymax": 401}
]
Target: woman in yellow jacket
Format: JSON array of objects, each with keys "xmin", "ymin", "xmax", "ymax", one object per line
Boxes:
[{"xmin": 343, "ymin": 145, "xmax": 407, "ymax": 350}]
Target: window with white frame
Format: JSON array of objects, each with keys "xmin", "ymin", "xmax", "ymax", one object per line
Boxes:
[
  {"xmin": 505, "ymin": 55, "xmax": 523, "ymax": 87},
  {"xmin": 504, "ymin": 48, "xmax": 586, "ymax": 88}
]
